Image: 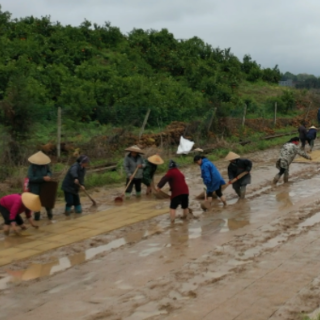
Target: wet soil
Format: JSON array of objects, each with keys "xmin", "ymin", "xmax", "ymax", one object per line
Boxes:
[{"xmin": 1, "ymin": 145, "xmax": 320, "ymax": 319}]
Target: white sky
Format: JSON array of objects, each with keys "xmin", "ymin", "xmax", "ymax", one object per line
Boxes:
[{"xmin": 1, "ymin": 0, "xmax": 319, "ymax": 75}]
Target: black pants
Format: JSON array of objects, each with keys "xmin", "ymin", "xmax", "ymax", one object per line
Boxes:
[
  {"xmin": 64, "ymin": 192, "xmax": 81, "ymax": 207},
  {"xmin": 0, "ymin": 205, "xmax": 24, "ymax": 225},
  {"xmin": 126, "ymin": 178, "xmax": 142, "ymax": 194},
  {"xmin": 170, "ymin": 194, "xmax": 189, "ymax": 209},
  {"xmin": 207, "ymin": 185, "xmax": 223, "ymax": 198}
]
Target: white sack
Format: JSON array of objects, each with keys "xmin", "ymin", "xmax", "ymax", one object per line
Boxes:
[{"xmin": 176, "ymin": 136, "xmax": 194, "ymax": 155}]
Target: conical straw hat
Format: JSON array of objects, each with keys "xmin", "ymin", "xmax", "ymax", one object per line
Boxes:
[
  {"xmin": 28, "ymin": 151, "xmax": 51, "ymax": 165},
  {"xmin": 125, "ymin": 145, "xmax": 145, "ymax": 154},
  {"xmin": 21, "ymin": 192, "xmax": 42, "ymax": 212},
  {"xmin": 225, "ymin": 151, "xmax": 240, "ymax": 161},
  {"xmin": 310, "ymin": 126, "xmax": 317, "ymax": 129},
  {"xmin": 148, "ymin": 155, "xmax": 164, "ymax": 165}
]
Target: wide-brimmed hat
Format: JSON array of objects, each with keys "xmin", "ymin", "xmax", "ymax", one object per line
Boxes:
[
  {"xmin": 310, "ymin": 126, "xmax": 317, "ymax": 129},
  {"xmin": 21, "ymin": 192, "xmax": 42, "ymax": 212},
  {"xmin": 225, "ymin": 151, "xmax": 240, "ymax": 161},
  {"xmin": 125, "ymin": 145, "xmax": 145, "ymax": 154},
  {"xmin": 28, "ymin": 151, "xmax": 51, "ymax": 165},
  {"xmin": 148, "ymin": 155, "xmax": 164, "ymax": 165}
]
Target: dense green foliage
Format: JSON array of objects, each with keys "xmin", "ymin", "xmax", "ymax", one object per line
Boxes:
[
  {"xmin": 282, "ymin": 71, "xmax": 320, "ymax": 89},
  {"xmin": 0, "ymin": 6, "xmax": 281, "ymax": 129}
]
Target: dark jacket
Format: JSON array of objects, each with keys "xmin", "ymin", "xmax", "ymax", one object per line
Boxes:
[
  {"xmin": 61, "ymin": 162, "xmax": 86, "ymax": 194},
  {"xmin": 298, "ymin": 125, "xmax": 307, "ymax": 140},
  {"xmin": 307, "ymin": 128, "xmax": 317, "ymax": 140},
  {"xmin": 228, "ymin": 158, "xmax": 252, "ymax": 187},
  {"xmin": 142, "ymin": 161, "xmax": 157, "ymax": 186},
  {"xmin": 200, "ymin": 158, "xmax": 225, "ymax": 193},
  {"xmin": 27, "ymin": 164, "xmax": 52, "ymax": 195}
]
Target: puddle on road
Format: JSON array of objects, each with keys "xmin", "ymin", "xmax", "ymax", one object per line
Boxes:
[{"xmin": 0, "ymin": 237, "xmax": 126, "ymax": 290}]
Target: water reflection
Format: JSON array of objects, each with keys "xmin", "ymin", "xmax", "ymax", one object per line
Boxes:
[
  {"xmin": 276, "ymin": 191, "xmax": 293, "ymax": 209},
  {"xmin": 0, "ymin": 238, "xmax": 126, "ymax": 290}
]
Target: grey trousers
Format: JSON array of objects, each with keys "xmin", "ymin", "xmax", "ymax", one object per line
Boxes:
[{"xmin": 233, "ymin": 185, "xmax": 247, "ymax": 199}]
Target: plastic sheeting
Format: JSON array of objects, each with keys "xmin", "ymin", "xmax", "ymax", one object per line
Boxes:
[{"xmin": 176, "ymin": 136, "xmax": 194, "ymax": 155}]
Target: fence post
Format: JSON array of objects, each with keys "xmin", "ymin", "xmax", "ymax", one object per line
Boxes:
[
  {"xmin": 304, "ymin": 102, "xmax": 312, "ymax": 121},
  {"xmin": 57, "ymin": 107, "xmax": 61, "ymax": 159},
  {"xmin": 207, "ymin": 107, "xmax": 217, "ymax": 133},
  {"xmin": 274, "ymin": 102, "xmax": 277, "ymax": 126},
  {"xmin": 139, "ymin": 108, "xmax": 151, "ymax": 139},
  {"xmin": 242, "ymin": 104, "xmax": 247, "ymax": 126}
]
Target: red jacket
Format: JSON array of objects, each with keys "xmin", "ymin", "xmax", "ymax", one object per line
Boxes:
[
  {"xmin": 0, "ymin": 194, "xmax": 31, "ymax": 221},
  {"xmin": 157, "ymin": 168, "xmax": 189, "ymax": 198}
]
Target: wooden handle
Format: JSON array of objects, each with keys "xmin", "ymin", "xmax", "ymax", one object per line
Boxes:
[
  {"xmin": 230, "ymin": 171, "xmax": 248, "ymax": 184},
  {"xmin": 124, "ymin": 167, "xmax": 140, "ymax": 193},
  {"xmin": 222, "ymin": 171, "xmax": 249, "ymax": 191}
]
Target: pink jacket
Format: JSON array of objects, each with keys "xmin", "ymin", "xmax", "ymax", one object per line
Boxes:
[{"xmin": 0, "ymin": 194, "xmax": 31, "ymax": 221}]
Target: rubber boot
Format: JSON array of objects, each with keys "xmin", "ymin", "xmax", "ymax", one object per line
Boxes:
[
  {"xmin": 283, "ymin": 173, "xmax": 289, "ymax": 183},
  {"xmin": 75, "ymin": 205, "xmax": 82, "ymax": 214},
  {"xmin": 34, "ymin": 212, "xmax": 41, "ymax": 221},
  {"xmin": 46, "ymin": 209, "xmax": 53, "ymax": 220},
  {"xmin": 239, "ymin": 186, "xmax": 246, "ymax": 199},
  {"xmin": 64, "ymin": 206, "xmax": 72, "ymax": 216},
  {"xmin": 125, "ymin": 193, "xmax": 131, "ymax": 199},
  {"xmin": 273, "ymin": 173, "xmax": 281, "ymax": 185},
  {"xmin": 136, "ymin": 192, "xmax": 141, "ymax": 198}
]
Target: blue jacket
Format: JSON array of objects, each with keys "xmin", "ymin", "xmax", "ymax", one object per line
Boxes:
[
  {"xmin": 200, "ymin": 158, "xmax": 225, "ymax": 192},
  {"xmin": 307, "ymin": 128, "xmax": 317, "ymax": 140}
]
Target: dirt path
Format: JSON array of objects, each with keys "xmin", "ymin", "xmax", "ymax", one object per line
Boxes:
[{"xmin": 1, "ymin": 145, "xmax": 320, "ymax": 320}]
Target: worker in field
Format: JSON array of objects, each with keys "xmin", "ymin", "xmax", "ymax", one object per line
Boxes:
[
  {"xmin": 273, "ymin": 137, "xmax": 311, "ymax": 184},
  {"xmin": 0, "ymin": 192, "xmax": 40, "ymax": 235},
  {"xmin": 27, "ymin": 151, "xmax": 53, "ymax": 220},
  {"xmin": 225, "ymin": 152, "xmax": 252, "ymax": 199},
  {"xmin": 123, "ymin": 145, "xmax": 145, "ymax": 198},
  {"xmin": 193, "ymin": 155, "xmax": 227, "ymax": 207},
  {"xmin": 142, "ymin": 154, "xmax": 164, "ymax": 195},
  {"xmin": 62, "ymin": 155, "xmax": 89, "ymax": 215},
  {"xmin": 298, "ymin": 121, "xmax": 308, "ymax": 151},
  {"xmin": 306, "ymin": 126, "xmax": 317, "ymax": 153},
  {"xmin": 156, "ymin": 160, "xmax": 189, "ymax": 223}
]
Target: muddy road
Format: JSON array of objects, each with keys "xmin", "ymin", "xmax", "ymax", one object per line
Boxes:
[{"xmin": 1, "ymin": 146, "xmax": 320, "ymax": 320}]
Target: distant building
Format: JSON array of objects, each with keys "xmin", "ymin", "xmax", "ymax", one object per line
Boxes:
[{"xmin": 279, "ymin": 79, "xmax": 294, "ymax": 87}]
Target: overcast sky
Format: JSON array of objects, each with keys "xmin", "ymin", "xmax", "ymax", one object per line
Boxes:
[{"xmin": 1, "ymin": 0, "xmax": 319, "ymax": 75}]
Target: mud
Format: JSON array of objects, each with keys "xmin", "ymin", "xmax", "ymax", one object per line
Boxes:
[{"xmin": 1, "ymin": 144, "xmax": 320, "ymax": 319}]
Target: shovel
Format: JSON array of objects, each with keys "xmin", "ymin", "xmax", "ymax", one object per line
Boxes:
[
  {"xmin": 197, "ymin": 171, "xmax": 249, "ymax": 201},
  {"xmin": 151, "ymin": 180, "xmax": 170, "ymax": 199},
  {"xmin": 77, "ymin": 182, "xmax": 97, "ymax": 206},
  {"xmin": 201, "ymin": 188, "xmax": 211, "ymax": 211},
  {"xmin": 114, "ymin": 167, "xmax": 139, "ymax": 203},
  {"xmin": 222, "ymin": 171, "xmax": 249, "ymax": 190}
]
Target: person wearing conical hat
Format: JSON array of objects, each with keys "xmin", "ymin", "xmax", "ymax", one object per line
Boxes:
[
  {"xmin": 123, "ymin": 146, "xmax": 146, "ymax": 198},
  {"xmin": 27, "ymin": 151, "xmax": 53, "ymax": 221},
  {"xmin": 61, "ymin": 155, "xmax": 90, "ymax": 215},
  {"xmin": 0, "ymin": 192, "xmax": 40, "ymax": 235},
  {"xmin": 142, "ymin": 154, "xmax": 164, "ymax": 195},
  {"xmin": 225, "ymin": 151, "xmax": 252, "ymax": 199},
  {"xmin": 306, "ymin": 126, "xmax": 317, "ymax": 153}
]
